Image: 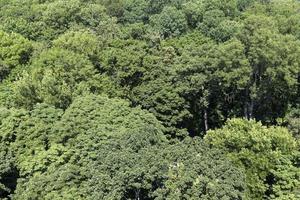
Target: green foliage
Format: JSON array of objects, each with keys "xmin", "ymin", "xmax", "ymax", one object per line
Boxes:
[
  {"xmin": 99, "ymin": 39, "xmax": 148, "ymax": 90},
  {"xmin": 0, "ymin": 30, "xmax": 32, "ymax": 80},
  {"xmin": 12, "ymin": 48, "xmax": 92, "ymax": 109},
  {"xmin": 205, "ymin": 119, "xmax": 300, "ymax": 199},
  {"xmin": 0, "ymin": 0, "xmax": 299, "ymax": 199},
  {"xmin": 0, "ymin": 0, "xmax": 112, "ymax": 40},
  {"xmin": 182, "ymin": 1, "xmax": 205, "ymax": 28},
  {"xmin": 238, "ymin": 13, "xmax": 300, "ymax": 121},
  {"xmin": 12, "ymin": 48, "xmax": 113, "ymax": 109},
  {"xmin": 0, "ymin": 143, "xmax": 17, "ymax": 199},
  {"xmin": 55, "ymin": 94, "xmax": 166, "ymax": 145},
  {"xmin": 131, "ymin": 46, "xmax": 191, "ymax": 137},
  {"xmin": 121, "ymin": 0, "xmax": 149, "ymax": 23},
  {"xmin": 52, "ymin": 29, "xmax": 103, "ymax": 65},
  {"xmin": 160, "ymin": 32, "xmax": 251, "ymax": 134},
  {"xmin": 0, "ymin": 94, "xmax": 245, "ymax": 199},
  {"xmin": 150, "ymin": 6, "xmax": 188, "ymax": 38},
  {"xmin": 284, "ymin": 107, "xmax": 300, "ymax": 138},
  {"xmin": 9, "ymin": 94, "xmax": 167, "ymax": 199},
  {"xmin": 86, "ymin": 138, "xmax": 246, "ymax": 200},
  {"xmin": 132, "ymin": 73, "xmax": 191, "ymax": 137}
]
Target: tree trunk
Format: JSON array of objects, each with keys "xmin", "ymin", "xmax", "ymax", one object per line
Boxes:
[
  {"xmin": 203, "ymin": 109, "xmax": 208, "ymax": 133},
  {"xmin": 244, "ymin": 88, "xmax": 250, "ymax": 119},
  {"xmin": 297, "ymin": 74, "xmax": 300, "ymax": 104},
  {"xmin": 135, "ymin": 189, "xmax": 140, "ymax": 200},
  {"xmin": 249, "ymin": 99, "xmax": 254, "ymax": 119},
  {"xmin": 244, "ymin": 101, "xmax": 249, "ymax": 119}
]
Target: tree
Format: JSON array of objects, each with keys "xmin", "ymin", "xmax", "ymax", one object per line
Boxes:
[
  {"xmin": 0, "ymin": 30, "xmax": 32, "ymax": 80},
  {"xmin": 238, "ymin": 15, "xmax": 300, "ymax": 122},
  {"xmin": 0, "ymin": 0, "xmax": 113, "ymax": 40},
  {"xmin": 205, "ymin": 118, "xmax": 300, "ymax": 199},
  {"xmin": 172, "ymin": 34, "xmax": 219, "ymax": 134},
  {"xmin": 99, "ymin": 39, "xmax": 149, "ymax": 91},
  {"xmin": 12, "ymin": 48, "xmax": 112, "ymax": 109},
  {"xmin": 166, "ymin": 32, "xmax": 250, "ymax": 135},
  {"xmin": 52, "ymin": 29, "xmax": 103, "ymax": 66},
  {"xmin": 86, "ymin": 138, "xmax": 246, "ymax": 200},
  {"xmin": 0, "ymin": 107, "xmax": 26, "ymax": 199},
  {"xmin": 182, "ymin": 0, "xmax": 205, "ymax": 28},
  {"xmin": 132, "ymin": 73, "xmax": 191, "ymax": 137},
  {"xmin": 147, "ymin": 0, "xmax": 187, "ymax": 12},
  {"xmin": 54, "ymin": 94, "xmax": 166, "ymax": 146},
  {"xmin": 0, "ymin": 143, "xmax": 17, "ymax": 199},
  {"xmin": 120, "ymin": 0, "xmax": 149, "ymax": 23},
  {"xmin": 0, "ymin": 0, "xmax": 299, "ymax": 199},
  {"xmin": 131, "ymin": 45, "xmax": 191, "ymax": 137},
  {"xmin": 284, "ymin": 106, "xmax": 300, "ymax": 138},
  {"xmin": 202, "ymin": 0, "xmax": 239, "ymax": 17},
  {"xmin": 11, "ymin": 94, "xmax": 167, "ymax": 199},
  {"xmin": 150, "ymin": 6, "xmax": 188, "ymax": 38}
]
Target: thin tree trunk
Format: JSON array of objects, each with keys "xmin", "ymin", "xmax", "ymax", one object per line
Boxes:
[
  {"xmin": 244, "ymin": 101, "xmax": 249, "ymax": 119},
  {"xmin": 244, "ymin": 88, "xmax": 250, "ymax": 119},
  {"xmin": 249, "ymin": 99, "xmax": 254, "ymax": 119},
  {"xmin": 203, "ymin": 109, "xmax": 208, "ymax": 133},
  {"xmin": 135, "ymin": 189, "xmax": 140, "ymax": 200},
  {"xmin": 297, "ymin": 74, "xmax": 300, "ymax": 103}
]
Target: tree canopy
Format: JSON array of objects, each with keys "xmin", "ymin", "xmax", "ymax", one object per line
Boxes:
[{"xmin": 0, "ymin": 0, "xmax": 299, "ymax": 199}]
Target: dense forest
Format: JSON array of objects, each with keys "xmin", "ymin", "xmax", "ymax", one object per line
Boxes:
[{"xmin": 0, "ymin": 0, "xmax": 299, "ymax": 199}]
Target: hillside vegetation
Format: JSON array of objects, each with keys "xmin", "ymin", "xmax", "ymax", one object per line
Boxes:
[{"xmin": 0, "ymin": 0, "xmax": 299, "ymax": 199}]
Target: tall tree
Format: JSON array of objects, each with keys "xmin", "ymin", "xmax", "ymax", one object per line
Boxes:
[
  {"xmin": 0, "ymin": 30, "xmax": 32, "ymax": 80},
  {"xmin": 205, "ymin": 118, "xmax": 300, "ymax": 199}
]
